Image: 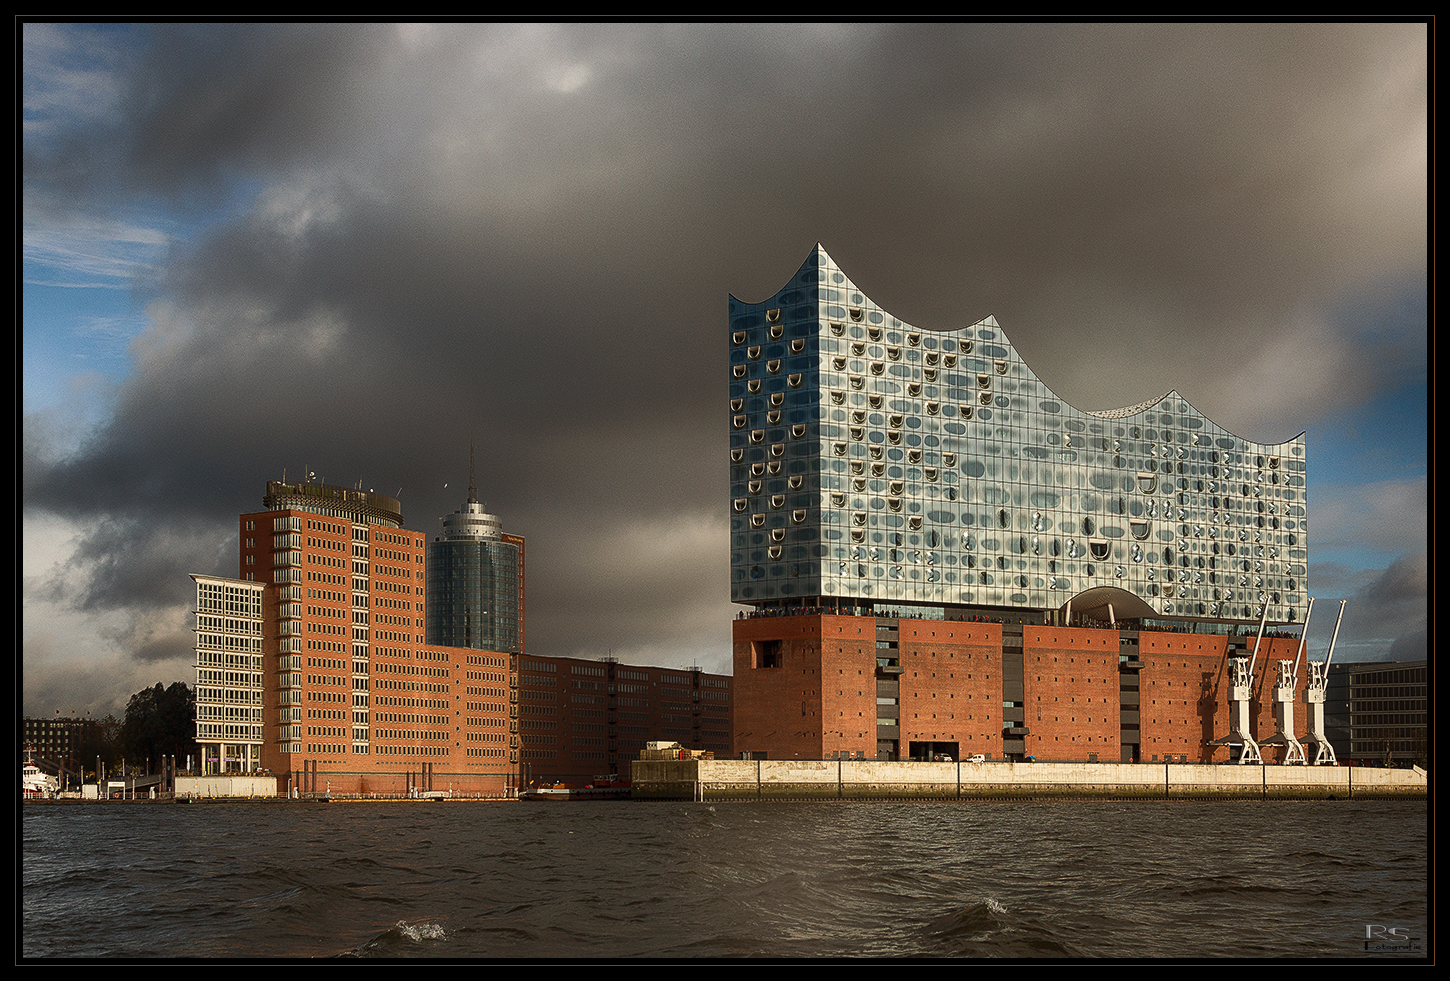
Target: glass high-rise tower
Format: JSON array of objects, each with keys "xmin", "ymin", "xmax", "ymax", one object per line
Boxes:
[{"xmin": 426, "ymin": 472, "xmax": 524, "ymax": 654}]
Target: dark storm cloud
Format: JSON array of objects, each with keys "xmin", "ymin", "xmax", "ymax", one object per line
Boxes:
[
  {"xmin": 24, "ymin": 23, "xmax": 1427, "ymax": 676},
  {"xmin": 1306, "ymin": 552, "xmax": 1427, "ymax": 663}
]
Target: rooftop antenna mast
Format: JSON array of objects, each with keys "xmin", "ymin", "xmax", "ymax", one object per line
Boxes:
[{"xmin": 468, "ymin": 438, "xmax": 478, "ymax": 506}]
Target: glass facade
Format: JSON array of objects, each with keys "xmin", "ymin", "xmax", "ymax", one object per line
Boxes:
[
  {"xmin": 426, "ymin": 537, "xmax": 521, "ymax": 652},
  {"xmin": 729, "ymin": 246, "xmax": 1308, "ymax": 625},
  {"xmin": 425, "ymin": 497, "xmax": 522, "ymax": 653}
]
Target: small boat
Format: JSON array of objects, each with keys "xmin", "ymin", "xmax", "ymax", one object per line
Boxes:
[
  {"xmin": 520, "ymin": 776, "xmax": 631, "ymax": 801},
  {"xmin": 22, "ymin": 749, "xmax": 58, "ymax": 800}
]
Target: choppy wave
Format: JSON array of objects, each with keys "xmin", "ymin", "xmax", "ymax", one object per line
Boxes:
[
  {"xmin": 918, "ymin": 899, "xmax": 1083, "ymax": 957},
  {"xmin": 342, "ymin": 920, "xmax": 448, "ymax": 958}
]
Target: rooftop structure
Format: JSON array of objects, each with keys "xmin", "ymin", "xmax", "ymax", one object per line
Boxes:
[{"xmin": 263, "ymin": 480, "xmax": 404, "ymax": 528}]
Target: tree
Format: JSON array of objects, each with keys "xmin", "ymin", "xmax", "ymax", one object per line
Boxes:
[{"xmin": 120, "ymin": 682, "xmax": 195, "ymax": 772}]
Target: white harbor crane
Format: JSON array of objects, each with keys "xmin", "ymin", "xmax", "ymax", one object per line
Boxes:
[
  {"xmin": 1301, "ymin": 599, "xmax": 1346, "ymax": 766},
  {"xmin": 1211, "ymin": 602, "xmax": 1270, "ymax": 764},
  {"xmin": 1261, "ymin": 598, "xmax": 1312, "ymax": 765}
]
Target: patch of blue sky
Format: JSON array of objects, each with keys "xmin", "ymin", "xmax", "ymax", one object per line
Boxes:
[{"xmin": 1313, "ymin": 378, "xmax": 1427, "ymax": 487}]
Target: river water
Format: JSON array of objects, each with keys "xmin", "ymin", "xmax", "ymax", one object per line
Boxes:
[{"xmin": 21, "ymin": 797, "xmax": 1427, "ymax": 960}]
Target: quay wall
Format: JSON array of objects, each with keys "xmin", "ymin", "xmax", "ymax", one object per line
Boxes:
[
  {"xmin": 175, "ymin": 775, "xmax": 281, "ymax": 798},
  {"xmin": 631, "ymin": 759, "xmax": 1426, "ymax": 801}
]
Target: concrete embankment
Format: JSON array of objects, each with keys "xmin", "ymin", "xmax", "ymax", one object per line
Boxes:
[{"xmin": 631, "ymin": 759, "xmax": 1426, "ymax": 801}]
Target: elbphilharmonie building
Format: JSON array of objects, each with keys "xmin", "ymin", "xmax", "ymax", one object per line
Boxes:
[{"xmin": 729, "ymin": 245, "xmax": 1307, "ymax": 628}]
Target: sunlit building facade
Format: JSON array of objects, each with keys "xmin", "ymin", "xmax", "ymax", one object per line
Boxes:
[
  {"xmin": 194, "ymin": 476, "xmax": 725, "ymax": 795},
  {"xmin": 211, "ymin": 480, "xmax": 520, "ymax": 795},
  {"xmin": 191, "ymin": 574, "xmax": 266, "ymax": 773},
  {"xmin": 730, "ymin": 246, "xmax": 1311, "ymax": 764}
]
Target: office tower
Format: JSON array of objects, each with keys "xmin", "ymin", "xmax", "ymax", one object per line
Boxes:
[
  {"xmin": 211, "ymin": 480, "xmax": 519, "ymax": 795},
  {"xmin": 191, "ymin": 574, "xmax": 266, "ymax": 773},
  {"xmin": 426, "ymin": 469, "xmax": 524, "ymax": 654},
  {"xmin": 194, "ymin": 475, "xmax": 727, "ymax": 795},
  {"xmin": 730, "ymin": 246, "xmax": 1311, "ymax": 764}
]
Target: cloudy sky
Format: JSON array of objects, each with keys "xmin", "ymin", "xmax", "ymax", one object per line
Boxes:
[{"xmin": 22, "ymin": 22, "xmax": 1427, "ymax": 718}]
